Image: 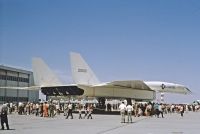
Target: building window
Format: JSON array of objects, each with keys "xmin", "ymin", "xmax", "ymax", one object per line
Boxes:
[
  {"xmin": 0, "ymin": 96, "xmax": 29, "ymax": 102},
  {"xmin": 0, "ymin": 75, "xmax": 29, "ymax": 83}
]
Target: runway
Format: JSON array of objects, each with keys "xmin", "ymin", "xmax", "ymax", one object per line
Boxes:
[{"xmin": 1, "ymin": 111, "xmax": 199, "ymax": 134}]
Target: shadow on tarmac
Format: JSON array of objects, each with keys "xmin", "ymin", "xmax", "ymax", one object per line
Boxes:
[{"xmin": 0, "ymin": 128, "xmax": 15, "ymax": 131}]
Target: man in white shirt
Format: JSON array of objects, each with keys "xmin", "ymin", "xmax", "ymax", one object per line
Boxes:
[
  {"xmin": 126, "ymin": 104, "xmax": 133, "ymax": 123},
  {"xmin": 66, "ymin": 103, "xmax": 73, "ymax": 119},
  {"xmin": 119, "ymin": 102, "xmax": 126, "ymax": 123}
]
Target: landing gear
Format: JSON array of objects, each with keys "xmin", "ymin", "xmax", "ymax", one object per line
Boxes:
[
  {"xmin": 126, "ymin": 98, "xmax": 132, "ymax": 105},
  {"xmin": 97, "ymin": 97, "xmax": 106, "ymax": 110}
]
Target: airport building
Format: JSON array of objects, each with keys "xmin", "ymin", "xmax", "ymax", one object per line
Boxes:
[{"xmin": 0, "ymin": 65, "xmax": 39, "ymax": 104}]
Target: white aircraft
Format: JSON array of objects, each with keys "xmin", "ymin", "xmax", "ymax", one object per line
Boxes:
[
  {"xmin": 33, "ymin": 55, "xmax": 155, "ymax": 100},
  {"xmin": 69, "ymin": 52, "xmax": 191, "ymax": 100},
  {"xmin": 0, "ymin": 52, "xmax": 191, "ymax": 101}
]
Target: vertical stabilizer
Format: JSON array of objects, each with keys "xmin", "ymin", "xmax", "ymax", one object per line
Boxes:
[
  {"xmin": 70, "ymin": 52, "xmax": 100, "ymax": 85},
  {"xmin": 32, "ymin": 58, "xmax": 62, "ymax": 86}
]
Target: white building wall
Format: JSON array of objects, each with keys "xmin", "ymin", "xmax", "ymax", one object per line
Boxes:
[
  {"xmin": 0, "ymin": 70, "xmax": 6, "ymax": 75},
  {"xmin": 19, "ymin": 73, "xmax": 28, "ymax": 78},
  {"xmin": 0, "ymin": 65, "xmax": 39, "ymax": 103},
  {"xmin": 5, "ymin": 89, "xmax": 17, "ymax": 97},
  {"xmin": 7, "ymin": 71, "xmax": 18, "ymax": 77},
  {"xmin": 0, "ymin": 80, "xmax": 6, "ymax": 86},
  {"xmin": 6, "ymin": 79, "xmax": 18, "ymax": 97},
  {"xmin": 0, "ymin": 89, "xmax": 5, "ymax": 96},
  {"xmin": 28, "ymin": 90, "xmax": 38, "ymax": 102},
  {"xmin": 6, "ymin": 80, "xmax": 18, "ymax": 86},
  {"xmin": 18, "ymin": 90, "xmax": 28, "ymax": 97}
]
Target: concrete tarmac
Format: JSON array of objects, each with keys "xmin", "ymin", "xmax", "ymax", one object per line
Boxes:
[{"xmin": 0, "ymin": 112, "xmax": 199, "ymax": 134}]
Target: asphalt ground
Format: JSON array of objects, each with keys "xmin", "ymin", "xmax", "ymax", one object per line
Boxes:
[{"xmin": 0, "ymin": 111, "xmax": 199, "ymax": 134}]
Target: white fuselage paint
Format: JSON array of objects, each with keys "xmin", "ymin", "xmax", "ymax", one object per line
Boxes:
[{"xmin": 144, "ymin": 81, "xmax": 191, "ymax": 94}]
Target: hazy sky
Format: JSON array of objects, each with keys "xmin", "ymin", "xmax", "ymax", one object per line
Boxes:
[{"xmin": 1, "ymin": 0, "xmax": 200, "ymax": 103}]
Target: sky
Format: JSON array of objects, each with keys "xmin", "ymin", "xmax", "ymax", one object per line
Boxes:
[{"xmin": 1, "ymin": 0, "xmax": 200, "ymax": 103}]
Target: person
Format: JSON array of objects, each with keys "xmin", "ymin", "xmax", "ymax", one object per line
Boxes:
[
  {"xmin": 83, "ymin": 106, "xmax": 88, "ymax": 119},
  {"xmin": 63, "ymin": 103, "xmax": 68, "ymax": 116},
  {"xmin": 0, "ymin": 104, "xmax": 10, "ymax": 130},
  {"xmin": 138, "ymin": 106, "xmax": 143, "ymax": 117},
  {"xmin": 40, "ymin": 102, "xmax": 43, "ymax": 117},
  {"xmin": 35, "ymin": 103, "xmax": 39, "ymax": 116},
  {"xmin": 66, "ymin": 103, "xmax": 73, "ymax": 119},
  {"xmin": 154, "ymin": 103, "xmax": 160, "ymax": 118},
  {"xmin": 78, "ymin": 104, "xmax": 82, "ymax": 119},
  {"xmin": 126, "ymin": 104, "xmax": 133, "ymax": 123},
  {"xmin": 159, "ymin": 103, "xmax": 164, "ymax": 118},
  {"xmin": 43, "ymin": 102, "xmax": 48, "ymax": 117},
  {"xmin": 18, "ymin": 102, "xmax": 23, "ymax": 115},
  {"xmin": 49, "ymin": 102, "xmax": 55, "ymax": 118},
  {"xmin": 180, "ymin": 105, "xmax": 184, "ymax": 117},
  {"xmin": 87, "ymin": 105, "xmax": 93, "ymax": 119},
  {"xmin": 119, "ymin": 102, "xmax": 126, "ymax": 123},
  {"xmin": 107, "ymin": 103, "xmax": 111, "ymax": 112},
  {"xmin": 56, "ymin": 103, "xmax": 60, "ymax": 115}
]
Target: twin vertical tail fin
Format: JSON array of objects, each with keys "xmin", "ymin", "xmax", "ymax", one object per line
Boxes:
[
  {"xmin": 70, "ymin": 52, "xmax": 100, "ymax": 85},
  {"xmin": 32, "ymin": 58, "xmax": 62, "ymax": 86},
  {"xmin": 32, "ymin": 52, "xmax": 99, "ymax": 86}
]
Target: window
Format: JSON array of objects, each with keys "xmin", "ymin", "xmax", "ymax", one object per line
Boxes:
[{"xmin": 0, "ymin": 75, "xmax": 29, "ymax": 83}]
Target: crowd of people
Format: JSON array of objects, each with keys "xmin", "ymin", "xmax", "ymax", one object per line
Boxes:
[
  {"xmin": 0, "ymin": 100, "xmax": 200, "ymax": 130},
  {"xmin": 118, "ymin": 101, "xmax": 200, "ymax": 123},
  {"xmin": 0, "ymin": 101, "xmax": 95, "ymax": 119}
]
